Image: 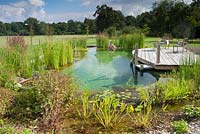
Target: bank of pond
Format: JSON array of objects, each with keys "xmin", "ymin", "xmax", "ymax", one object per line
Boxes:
[{"xmin": 0, "ymin": 35, "xmax": 200, "ymax": 133}]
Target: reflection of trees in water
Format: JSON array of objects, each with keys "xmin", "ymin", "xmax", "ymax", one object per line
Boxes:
[{"xmin": 95, "ymin": 51, "xmax": 130, "ymax": 64}]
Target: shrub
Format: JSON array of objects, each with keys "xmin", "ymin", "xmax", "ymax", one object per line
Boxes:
[
  {"xmin": 32, "ymin": 72, "xmax": 77, "ymax": 132},
  {"xmin": 171, "ymin": 119, "xmax": 189, "ymax": 134},
  {"xmin": 0, "ymin": 88, "xmax": 16, "ymax": 117},
  {"xmin": 5, "ymin": 72, "xmax": 77, "ymax": 133}
]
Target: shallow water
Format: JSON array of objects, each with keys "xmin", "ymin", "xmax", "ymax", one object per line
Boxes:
[{"xmin": 63, "ymin": 47, "xmax": 157, "ymax": 90}]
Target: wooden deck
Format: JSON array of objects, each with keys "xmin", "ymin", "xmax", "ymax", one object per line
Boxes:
[{"xmin": 133, "ymin": 47, "xmax": 198, "ymax": 70}]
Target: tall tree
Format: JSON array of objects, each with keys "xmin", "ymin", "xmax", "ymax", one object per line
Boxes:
[{"xmin": 94, "ymin": 5, "xmax": 125, "ymax": 32}]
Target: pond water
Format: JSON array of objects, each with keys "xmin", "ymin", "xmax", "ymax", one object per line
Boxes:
[{"xmin": 63, "ymin": 47, "xmax": 157, "ymax": 90}]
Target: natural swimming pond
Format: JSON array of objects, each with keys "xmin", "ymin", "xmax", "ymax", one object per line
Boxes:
[{"xmin": 63, "ymin": 47, "xmax": 157, "ymax": 90}]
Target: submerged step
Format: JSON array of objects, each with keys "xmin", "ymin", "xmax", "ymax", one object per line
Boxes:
[{"xmin": 135, "ymin": 64, "xmax": 153, "ymax": 71}]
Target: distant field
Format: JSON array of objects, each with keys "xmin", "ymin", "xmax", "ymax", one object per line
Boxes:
[
  {"xmin": 0, "ymin": 35, "xmax": 199, "ymax": 48},
  {"xmin": 0, "ymin": 35, "xmax": 96, "ymax": 47}
]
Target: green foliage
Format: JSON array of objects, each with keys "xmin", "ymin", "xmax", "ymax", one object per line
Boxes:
[
  {"xmin": 42, "ymin": 42, "xmax": 74, "ymax": 69},
  {"xmin": 71, "ymin": 38, "xmax": 87, "ymax": 49},
  {"xmin": 127, "ymin": 88, "xmax": 152, "ymax": 128},
  {"xmin": 179, "ymin": 55, "xmax": 200, "ymax": 87},
  {"xmin": 153, "ymin": 79, "xmax": 194, "ymax": 104},
  {"xmin": 5, "ymin": 72, "xmax": 76, "ymax": 132},
  {"xmin": 7, "ymin": 87, "xmax": 43, "ymax": 122},
  {"xmin": 118, "ymin": 33, "xmax": 144, "ymax": 50},
  {"xmin": 0, "ymin": 88, "xmax": 15, "ymax": 117},
  {"xmin": 32, "ymin": 72, "xmax": 77, "ymax": 131},
  {"xmin": 171, "ymin": 119, "xmax": 189, "ymax": 134},
  {"xmin": 93, "ymin": 93, "xmax": 126, "ymax": 129},
  {"xmin": 77, "ymin": 90, "xmax": 91, "ymax": 120},
  {"xmin": 184, "ymin": 105, "xmax": 200, "ymax": 117},
  {"xmin": 94, "ymin": 5, "xmax": 125, "ymax": 32},
  {"xmin": 96, "ymin": 34, "xmax": 109, "ymax": 50},
  {"xmin": 104, "ymin": 26, "xmax": 116, "ymax": 38}
]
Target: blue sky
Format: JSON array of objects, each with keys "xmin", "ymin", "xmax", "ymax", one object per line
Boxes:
[{"xmin": 0, "ymin": 0, "xmax": 193, "ymax": 23}]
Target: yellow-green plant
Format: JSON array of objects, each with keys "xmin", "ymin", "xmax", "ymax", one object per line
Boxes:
[
  {"xmin": 127, "ymin": 100, "xmax": 152, "ymax": 128},
  {"xmin": 171, "ymin": 119, "xmax": 189, "ymax": 134},
  {"xmin": 77, "ymin": 90, "xmax": 91, "ymax": 120},
  {"xmin": 93, "ymin": 94, "xmax": 126, "ymax": 129},
  {"xmin": 153, "ymin": 79, "xmax": 194, "ymax": 104},
  {"xmin": 96, "ymin": 34, "xmax": 109, "ymax": 50}
]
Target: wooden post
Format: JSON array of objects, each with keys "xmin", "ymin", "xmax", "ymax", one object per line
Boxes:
[
  {"xmin": 134, "ymin": 43, "xmax": 139, "ymax": 64},
  {"xmin": 156, "ymin": 43, "xmax": 160, "ymax": 63}
]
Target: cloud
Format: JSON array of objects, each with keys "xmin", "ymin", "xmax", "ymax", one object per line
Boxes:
[
  {"xmin": 45, "ymin": 12, "xmax": 94, "ymax": 23},
  {"xmin": 82, "ymin": 0, "xmax": 193, "ymax": 17},
  {"xmin": 0, "ymin": 0, "xmax": 45, "ymax": 22},
  {"xmin": 29, "ymin": 0, "xmax": 45, "ymax": 6}
]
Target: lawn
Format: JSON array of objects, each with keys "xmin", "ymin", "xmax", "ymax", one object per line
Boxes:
[
  {"xmin": 0, "ymin": 35, "xmax": 96, "ymax": 47},
  {"xmin": 0, "ymin": 35, "xmax": 199, "ymax": 49}
]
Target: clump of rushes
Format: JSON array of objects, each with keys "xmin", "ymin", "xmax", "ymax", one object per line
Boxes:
[
  {"xmin": 71, "ymin": 38, "xmax": 87, "ymax": 49},
  {"xmin": 59, "ymin": 43, "xmax": 67, "ymax": 66},
  {"xmin": 118, "ymin": 33, "xmax": 144, "ymax": 50},
  {"xmin": 66, "ymin": 42, "xmax": 73, "ymax": 64},
  {"xmin": 41, "ymin": 41, "xmax": 73, "ymax": 70},
  {"xmin": 96, "ymin": 34, "xmax": 109, "ymax": 50}
]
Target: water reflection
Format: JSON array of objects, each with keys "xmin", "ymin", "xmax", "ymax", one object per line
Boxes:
[{"xmin": 63, "ymin": 47, "xmax": 157, "ymax": 90}]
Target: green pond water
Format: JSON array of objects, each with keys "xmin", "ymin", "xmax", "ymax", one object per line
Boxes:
[{"xmin": 63, "ymin": 47, "xmax": 157, "ymax": 90}]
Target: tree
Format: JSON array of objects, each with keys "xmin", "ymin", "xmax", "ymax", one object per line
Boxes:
[
  {"xmin": 94, "ymin": 5, "xmax": 125, "ymax": 32},
  {"xmin": 84, "ymin": 18, "xmax": 96, "ymax": 34},
  {"xmin": 24, "ymin": 17, "xmax": 39, "ymax": 45}
]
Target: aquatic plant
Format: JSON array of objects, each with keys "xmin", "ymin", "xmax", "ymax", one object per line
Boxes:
[
  {"xmin": 76, "ymin": 90, "xmax": 91, "ymax": 120},
  {"xmin": 92, "ymin": 93, "xmax": 126, "ymax": 129},
  {"xmin": 153, "ymin": 79, "xmax": 194, "ymax": 104},
  {"xmin": 96, "ymin": 34, "xmax": 109, "ymax": 50},
  {"xmin": 41, "ymin": 41, "xmax": 73, "ymax": 69},
  {"xmin": 118, "ymin": 33, "xmax": 144, "ymax": 50},
  {"xmin": 179, "ymin": 55, "xmax": 200, "ymax": 88},
  {"xmin": 127, "ymin": 89, "xmax": 152, "ymax": 128}
]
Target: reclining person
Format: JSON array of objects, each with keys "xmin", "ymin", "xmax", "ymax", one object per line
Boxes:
[{"xmin": 108, "ymin": 41, "xmax": 116, "ymax": 51}]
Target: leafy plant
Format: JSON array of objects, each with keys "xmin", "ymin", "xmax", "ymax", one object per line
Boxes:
[
  {"xmin": 184, "ymin": 105, "xmax": 200, "ymax": 117},
  {"xmin": 153, "ymin": 79, "xmax": 194, "ymax": 104},
  {"xmin": 171, "ymin": 119, "xmax": 189, "ymax": 134},
  {"xmin": 93, "ymin": 93, "xmax": 126, "ymax": 129},
  {"xmin": 77, "ymin": 90, "xmax": 91, "ymax": 120},
  {"xmin": 127, "ymin": 100, "xmax": 152, "ymax": 128}
]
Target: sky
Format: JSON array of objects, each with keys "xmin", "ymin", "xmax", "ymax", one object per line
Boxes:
[{"xmin": 0, "ymin": 0, "xmax": 193, "ymax": 23}]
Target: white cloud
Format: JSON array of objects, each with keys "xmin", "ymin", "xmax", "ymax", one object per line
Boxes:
[
  {"xmin": 0, "ymin": 0, "xmax": 46, "ymax": 22},
  {"xmin": 45, "ymin": 12, "xmax": 94, "ymax": 23},
  {"xmin": 82, "ymin": 0, "xmax": 193, "ymax": 17},
  {"xmin": 29, "ymin": 0, "xmax": 45, "ymax": 6}
]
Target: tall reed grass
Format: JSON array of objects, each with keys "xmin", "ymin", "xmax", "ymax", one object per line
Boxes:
[
  {"xmin": 118, "ymin": 33, "xmax": 144, "ymax": 50},
  {"xmin": 41, "ymin": 41, "xmax": 73, "ymax": 69},
  {"xmin": 96, "ymin": 34, "xmax": 109, "ymax": 50},
  {"xmin": 179, "ymin": 55, "xmax": 200, "ymax": 88}
]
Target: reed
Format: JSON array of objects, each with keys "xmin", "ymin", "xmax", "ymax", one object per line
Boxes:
[
  {"xmin": 179, "ymin": 55, "xmax": 200, "ymax": 87},
  {"xmin": 118, "ymin": 33, "xmax": 144, "ymax": 50},
  {"xmin": 96, "ymin": 34, "xmax": 109, "ymax": 50}
]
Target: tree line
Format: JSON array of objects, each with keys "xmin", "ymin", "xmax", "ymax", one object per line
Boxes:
[{"xmin": 0, "ymin": 0, "xmax": 199, "ymax": 38}]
